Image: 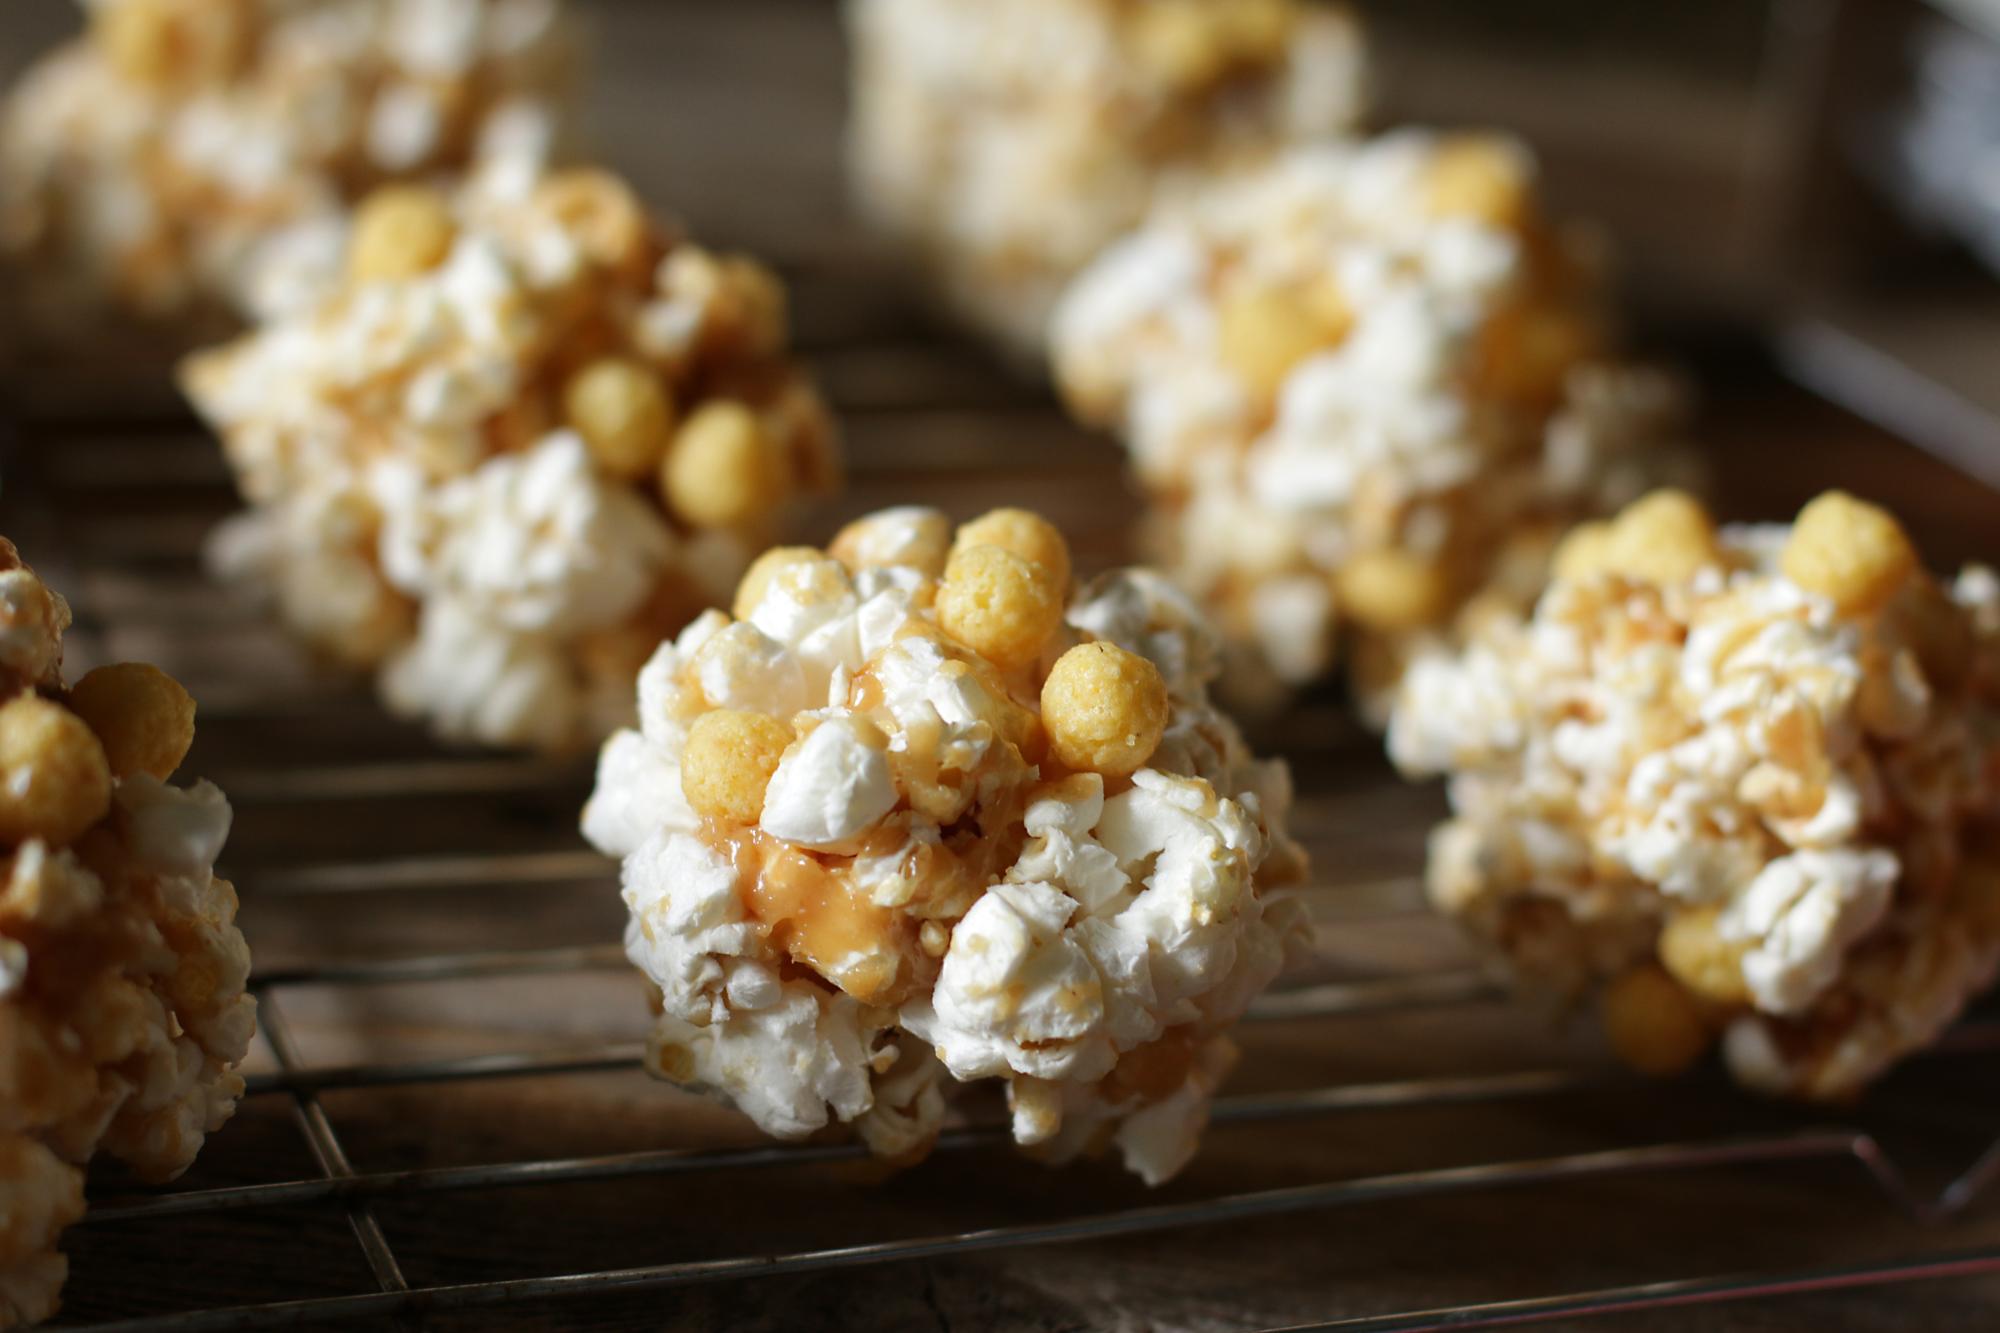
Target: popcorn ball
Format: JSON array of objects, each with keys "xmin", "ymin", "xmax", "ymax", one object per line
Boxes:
[
  {"xmin": 0, "ymin": 539, "xmax": 254, "ymax": 1327},
  {"xmin": 182, "ymin": 165, "xmax": 840, "ymax": 752},
  {"xmin": 0, "ymin": 0, "xmax": 574, "ymax": 345},
  {"xmin": 1389, "ymin": 490, "xmax": 2000, "ymax": 1099},
  {"xmin": 1053, "ymin": 131, "xmax": 1689, "ymax": 714},
  {"xmin": 846, "ymin": 0, "xmax": 1366, "ymax": 354},
  {"xmin": 583, "ymin": 506, "xmax": 1309, "ymax": 1184}
]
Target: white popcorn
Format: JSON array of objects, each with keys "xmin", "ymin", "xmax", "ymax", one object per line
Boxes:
[
  {"xmin": 846, "ymin": 0, "xmax": 1366, "ymax": 354},
  {"xmin": 1053, "ymin": 134, "xmax": 1690, "ymax": 715},
  {"xmin": 1391, "ymin": 490, "xmax": 2000, "ymax": 1098},
  {"xmin": 584, "ymin": 506, "xmax": 1309, "ymax": 1183},
  {"xmin": 183, "ymin": 165, "xmax": 838, "ymax": 752},
  {"xmin": 0, "ymin": 0, "xmax": 576, "ymax": 347},
  {"xmin": 0, "ymin": 543, "xmax": 253, "ymax": 1328}
]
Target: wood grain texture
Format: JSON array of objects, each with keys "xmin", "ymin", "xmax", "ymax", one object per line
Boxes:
[{"xmin": 3, "ymin": 2, "xmax": 2000, "ymax": 1329}]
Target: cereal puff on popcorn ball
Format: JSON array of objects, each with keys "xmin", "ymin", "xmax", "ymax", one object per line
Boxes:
[
  {"xmin": 1053, "ymin": 130, "xmax": 1691, "ymax": 716},
  {"xmin": 0, "ymin": 539, "xmax": 254, "ymax": 1327},
  {"xmin": 846, "ymin": 0, "xmax": 1366, "ymax": 355},
  {"xmin": 0, "ymin": 0, "xmax": 574, "ymax": 347},
  {"xmin": 181, "ymin": 165, "xmax": 840, "ymax": 753},
  {"xmin": 1389, "ymin": 490, "xmax": 2000, "ymax": 1099},
  {"xmin": 582, "ymin": 506, "xmax": 1310, "ymax": 1184}
]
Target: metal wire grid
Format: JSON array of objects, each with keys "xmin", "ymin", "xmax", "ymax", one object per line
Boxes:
[{"xmin": 11, "ymin": 390, "xmax": 2000, "ymax": 1330}]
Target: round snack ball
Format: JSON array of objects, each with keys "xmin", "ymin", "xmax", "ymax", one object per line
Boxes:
[
  {"xmin": 68, "ymin": 663, "xmax": 196, "ymax": 780},
  {"xmin": 681, "ymin": 710, "xmax": 794, "ymax": 825},
  {"xmin": 565, "ymin": 359, "xmax": 676, "ymax": 480},
  {"xmin": 949, "ymin": 509, "xmax": 1073, "ymax": 594},
  {"xmin": 0, "ymin": 695, "xmax": 113, "ymax": 847},
  {"xmin": 1041, "ymin": 642, "xmax": 1171, "ymax": 777},
  {"xmin": 936, "ymin": 545, "xmax": 1065, "ymax": 672},
  {"xmin": 732, "ymin": 546, "xmax": 821, "ymax": 621},
  {"xmin": 1598, "ymin": 489, "xmax": 1719, "ymax": 586},
  {"xmin": 1425, "ymin": 135, "xmax": 1533, "ymax": 229},
  {"xmin": 1601, "ymin": 963, "xmax": 1712, "ymax": 1077},
  {"xmin": 662, "ymin": 402, "xmax": 786, "ymax": 530},
  {"xmin": 1781, "ymin": 490, "xmax": 1917, "ymax": 615},
  {"xmin": 1217, "ymin": 285, "xmax": 1351, "ymax": 401},
  {"xmin": 1336, "ymin": 549, "xmax": 1450, "ymax": 632},
  {"xmin": 348, "ymin": 185, "xmax": 458, "ymax": 283},
  {"xmin": 1657, "ymin": 905, "xmax": 1751, "ymax": 1007}
]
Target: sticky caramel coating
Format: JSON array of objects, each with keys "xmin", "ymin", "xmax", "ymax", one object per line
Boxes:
[
  {"xmin": 1781, "ymin": 491, "xmax": 1917, "ymax": 615},
  {"xmin": 1600, "ymin": 963, "xmax": 1712, "ymax": 1077},
  {"xmin": 565, "ymin": 358, "xmax": 676, "ymax": 481},
  {"xmin": 681, "ymin": 710, "xmax": 795, "ymax": 825},
  {"xmin": 347, "ymin": 185, "xmax": 458, "ymax": 283},
  {"xmin": 732, "ymin": 547, "xmax": 821, "ymax": 621},
  {"xmin": 936, "ymin": 545, "xmax": 1065, "ymax": 672},
  {"xmin": 1041, "ymin": 642, "xmax": 1170, "ymax": 776},
  {"xmin": 68, "ymin": 663, "xmax": 196, "ymax": 781},
  {"xmin": 949, "ymin": 509, "xmax": 1073, "ymax": 594},
  {"xmin": 0, "ymin": 695, "xmax": 113, "ymax": 847},
  {"xmin": 1217, "ymin": 284, "xmax": 1352, "ymax": 401},
  {"xmin": 94, "ymin": 0, "xmax": 256, "ymax": 88},
  {"xmin": 1336, "ymin": 549, "xmax": 1450, "ymax": 633},
  {"xmin": 661, "ymin": 402, "xmax": 785, "ymax": 529}
]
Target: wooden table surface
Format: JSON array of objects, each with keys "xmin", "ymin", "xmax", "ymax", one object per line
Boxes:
[{"xmin": 6, "ymin": 2, "xmax": 2000, "ymax": 1329}]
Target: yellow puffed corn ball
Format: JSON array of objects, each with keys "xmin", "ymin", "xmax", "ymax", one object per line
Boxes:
[
  {"xmin": 565, "ymin": 358, "xmax": 676, "ymax": 481},
  {"xmin": 732, "ymin": 547, "xmax": 822, "ymax": 621},
  {"xmin": 1041, "ymin": 642, "xmax": 1170, "ymax": 777},
  {"xmin": 1217, "ymin": 284, "xmax": 1352, "ymax": 401},
  {"xmin": 534, "ymin": 169, "xmax": 651, "ymax": 275},
  {"xmin": 1781, "ymin": 491, "xmax": 1917, "ymax": 615},
  {"xmin": 0, "ymin": 695, "xmax": 113, "ymax": 847},
  {"xmin": 1556, "ymin": 489, "xmax": 1719, "ymax": 587},
  {"xmin": 68, "ymin": 663, "xmax": 196, "ymax": 781},
  {"xmin": 949, "ymin": 508, "xmax": 1073, "ymax": 594},
  {"xmin": 1337, "ymin": 549, "xmax": 1451, "ymax": 633},
  {"xmin": 681, "ymin": 710, "xmax": 795, "ymax": 826},
  {"xmin": 1425, "ymin": 135, "xmax": 1534, "ymax": 230},
  {"xmin": 1657, "ymin": 905, "xmax": 1752, "ymax": 1007},
  {"xmin": 936, "ymin": 546, "xmax": 1066, "ymax": 672},
  {"xmin": 661, "ymin": 402, "xmax": 786, "ymax": 530},
  {"xmin": 1601, "ymin": 963, "xmax": 1713, "ymax": 1077},
  {"xmin": 348, "ymin": 185, "xmax": 458, "ymax": 283}
]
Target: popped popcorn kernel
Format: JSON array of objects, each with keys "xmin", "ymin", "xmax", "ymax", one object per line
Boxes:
[
  {"xmin": 1052, "ymin": 133, "xmax": 1689, "ymax": 715},
  {"xmin": 1041, "ymin": 642, "xmax": 1169, "ymax": 776},
  {"xmin": 2, "ymin": 0, "xmax": 577, "ymax": 341},
  {"xmin": 0, "ymin": 541, "xmax": 252, "ymax": 1329},
  {"xmin": 846, "ymin": 0, "xmax": 1366, "ymax": 354},
  {"xmin": 949, "ymin": 509, "xmax": 1073, "ymax": 596},
  {"xmin": 1782, "ymin": 490, "xmax": 1917, "ymax": 615},
  {"xmin": 68, "ymin": 663, "xmax": 196, "ymax": 781},
  {"xmin": 936, "ymin": 545, "xmax": 1064, "ymax": 672},
  {"xmin": 566, "ymin": 358, "xmax": 677, "ymax": 481},
  {"xmin": 1602, "ymin": 964, "xmax": 1712, "ymax": 1077},
  {"xmin": 583, "ymin": 506, "xmax": 1307, "ymax": 1184},
  {"xmin": 0, "ymin": 697, "xmax": 112, "ymax": 850},
  {"xmin": 831, "ymin": 508, "xmax": 952, "ymax": 579},
  {"xmin": 347, "ymin": 185, "xmax": 458, "ymax": 283},
  {"xmin": 682, "ymin": 710, "xmax": 795, "ymax": 826},
  {"xmin": 183, "ymin": 161, "xmax": 839, "ymax": 752},
  {"xmin": 661, "ymin": 402, "xmax": 784, "ymax": 530},
  {"xmin": 1392, "ymin": 497, "xmax": 2000, "ymax": 1099}
]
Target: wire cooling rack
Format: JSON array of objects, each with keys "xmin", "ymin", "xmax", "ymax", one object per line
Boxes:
[{"xmin": 10, "ymin": 317, "xmax": 2000, "ymax": 1331}]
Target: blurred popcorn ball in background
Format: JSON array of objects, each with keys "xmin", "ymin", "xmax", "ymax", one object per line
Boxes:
[
  {"xmin": 0, "ymin": 0, "xmax": 576, "ymax": 348},
  {"xmin": 181, "ymin": 165, "xmax": 839, "ymax": 752},
  {"xmin": 0, "ymin": 540, "xmax": 253, "ymax": 1327},
  {"xmin": 1390, "ymin": 490, "xmax": 2000, "ymax": 1099},
  {"xmin": 583, "ymin": 506, "xmax": 1311, "ymax": 1185},
  {"xmin": 845, "ymin": 0, "xmax": 1367, "ymax": 355},
  {"xmin": 1053, "ymin": 130, "xmax": 1692, "ymax": 715}
]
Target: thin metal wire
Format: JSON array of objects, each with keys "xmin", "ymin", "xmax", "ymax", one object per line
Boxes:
[{"xmin": 252, "ymin": 995, "xmax": 409, "ymax": 1295}]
